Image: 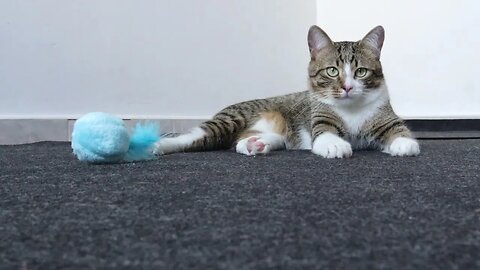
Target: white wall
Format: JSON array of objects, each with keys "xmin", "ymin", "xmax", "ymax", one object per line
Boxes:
[
  {"xmin": 0, "ymin": 0, "xmax": 315, "ymax": 119},
  {"xmin": 1, "ymin": 0, "xmax": 479, "ymax": 120},
  {"xmin": 317, "ymin": 0, "xmax": 480, "ymax": 119}
]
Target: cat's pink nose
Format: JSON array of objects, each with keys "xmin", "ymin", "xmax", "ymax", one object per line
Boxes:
[{"xmin": 342, "ymin": 85, "xmax": 353, "ymax": 93}]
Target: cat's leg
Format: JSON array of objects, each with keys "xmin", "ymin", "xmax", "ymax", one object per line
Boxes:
[
  {"xmin": 235, "ymin": 111, "xmax": 287, "ymax": 156},
  {"xmin": 154, "ymin": 98, "xmax": 283, "ymax": 155},
  {"xmin": 154, "ymin": 115, "xmax": 244, "ymax": 155},
  {"xmin": 310, "ymin": 112, "xmax": 352, "ymax": 158},
  {"xmin": 370, "ymin": 116, "xmax": 420, "ymax": 157}
]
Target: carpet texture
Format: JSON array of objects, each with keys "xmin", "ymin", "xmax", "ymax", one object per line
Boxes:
[{"xmin": 0, "ymin": 140, "xmax": 479, "ymax": 269}]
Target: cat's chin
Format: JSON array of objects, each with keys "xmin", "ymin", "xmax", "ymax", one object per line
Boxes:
[
  {"xmin": 318, "ymin": 95, "xmax": 363, "ymax": 107},
  {"xmin": 337, "ymin": 96, "xmax": 361, "ymax": 102},
  {"xmin": 334, "ymin": 96, "xmax": 365, "ymax": 107},
  {"xmin": 318, "ymin": 93, "xmax": 387, "ymax": 110},
  {"xmin": 338, "ymin": 93, "xmax": 362, "ymax": 101}
]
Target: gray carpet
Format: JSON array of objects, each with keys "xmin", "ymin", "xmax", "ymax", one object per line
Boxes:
[{"xmin": 1, "ymin": 140, "xmax": 479, "ymax": 269}]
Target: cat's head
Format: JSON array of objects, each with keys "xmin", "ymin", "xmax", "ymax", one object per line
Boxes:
[{"xmin": 307, "ymin": 25, "xmax": 386, "ymax": 105}]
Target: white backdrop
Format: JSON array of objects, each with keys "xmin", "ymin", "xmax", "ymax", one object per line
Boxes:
[
  {"xmin": 0, "ymin": 0, "xmax": 479, "ymax": 120},
  {"xmin": 0, "ymin": 0, "xmax": 315, "ymax": 119}
]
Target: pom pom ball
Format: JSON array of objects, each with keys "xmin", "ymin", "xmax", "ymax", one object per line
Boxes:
[{"xmin": 71, "ymin": 112, "xmax": 160, "ymax": 163}]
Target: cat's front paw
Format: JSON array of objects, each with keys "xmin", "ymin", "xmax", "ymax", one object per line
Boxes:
[
  {"xmin": 312, "ymin": 132, "xmax": 352, "ymax": 158},
  {"xmin": 385, "ymin": 137, "xmax": 420, "ymax": 157}
]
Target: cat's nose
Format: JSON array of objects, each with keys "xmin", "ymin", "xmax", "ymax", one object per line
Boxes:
[{"xmin": 342, "ymin": 85, "xmax": 353, "ymax": 93}]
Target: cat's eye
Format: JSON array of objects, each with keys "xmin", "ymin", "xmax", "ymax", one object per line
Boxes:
[
  {"xmin": 326, "ymin": 67, "xmax": 339, "ymax": 77},
  {"xmin": 355, "ymin": 68, "xmax": 368, "ymax": 78}
]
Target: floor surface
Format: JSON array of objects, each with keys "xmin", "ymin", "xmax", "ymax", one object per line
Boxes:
[{"xmin": 1, "ymin": 140, "xmax": 479, "ymax": 269}]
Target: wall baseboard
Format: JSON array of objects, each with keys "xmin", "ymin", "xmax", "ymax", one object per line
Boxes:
[
  {"xmin": 406, "ymin": 119, "xmax": 480, "ymax": 139},
  {"xmin": 1, "ymin": 119, "xmax": 479, "ymax": 145},
  {"xmin": 0, "ymin": 118, "xmax": 205, "ymax": 145}
]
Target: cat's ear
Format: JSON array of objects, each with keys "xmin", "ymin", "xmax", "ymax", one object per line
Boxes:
[
  {"xmin": 360, "ymin": 25, "xmax": 385, "ymax": 58},
  {"xmin": 308, "ymin": 25, "xmax": 334, "ymax": 60}
]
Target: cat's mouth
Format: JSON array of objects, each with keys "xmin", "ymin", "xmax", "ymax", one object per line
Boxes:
[
  {"xmin": 338, "ymin": 90, "xmax": 361, "ymax": 100},
  {"xmin": 339, "ymin": 91, "xmax": 353, "ymax": 99}
]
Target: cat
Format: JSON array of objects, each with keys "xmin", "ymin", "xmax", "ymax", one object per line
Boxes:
[{"xmin": 153, "ymin": 25, "xmax": 420, "ymax": 158}]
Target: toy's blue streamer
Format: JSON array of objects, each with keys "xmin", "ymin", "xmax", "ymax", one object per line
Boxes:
[{"xmin": 125, "ymin": 122, "xmax": 160, "ymax": 162}]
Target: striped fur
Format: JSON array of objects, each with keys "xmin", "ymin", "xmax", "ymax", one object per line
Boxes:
[{"xmin": 153, "ymin": 25, "xmax": 419, "ymax": 158}]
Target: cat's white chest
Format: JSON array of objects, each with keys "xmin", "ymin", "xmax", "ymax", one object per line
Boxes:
[
  {"xmin": 333, "ymin": 106, "xmax": 377, "ymax": 135},
  {"xmin": 331, "ymin": 91, "xmax": 388, "ymax": 136},
  {"xmin": 332, "ymin": 106, "xmax": 379, "ymax": 149}
]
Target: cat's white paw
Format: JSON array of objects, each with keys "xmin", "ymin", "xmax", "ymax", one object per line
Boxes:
[
  {"xmin": 312, "ymin": 132, "xmax": 352, "ymax": 158},
  {"xmin": 236, "ymin": 136, "xmax": 271, "ymax": 156},
  {"xmin": 385, "ymin": 137, "xmax": 420, "ymax": 157},
  {"xmin": 152, "ymin": 137, "xmax": 183, "ymax": 155},
  {"xmin": 152, "ymin": 139, "xmax": 171, "ymax": 155}
]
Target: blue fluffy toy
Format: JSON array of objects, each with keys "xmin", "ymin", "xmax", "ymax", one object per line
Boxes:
[{"xmin": 71, "ymin": 112, "xmax": 161, "ymax": 163}]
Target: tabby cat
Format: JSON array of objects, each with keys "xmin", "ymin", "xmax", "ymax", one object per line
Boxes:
[{"xmin": 153, "ymin": 25, "xmax": 420, "ymax": 158}]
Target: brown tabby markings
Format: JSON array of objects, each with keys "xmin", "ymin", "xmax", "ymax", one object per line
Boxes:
[
  {"xmin": 310, "ymin": 106, "xmax": 346, "ymax": 139},
  {"xmin": 364, "ymin": 105, "xmax": 413, "ymax": 144}
]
